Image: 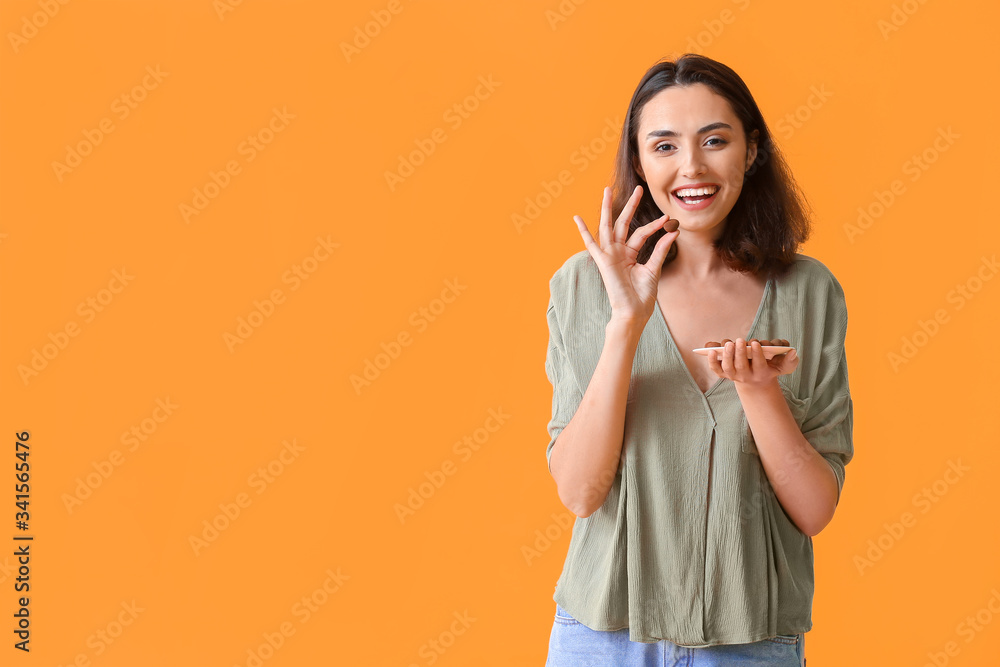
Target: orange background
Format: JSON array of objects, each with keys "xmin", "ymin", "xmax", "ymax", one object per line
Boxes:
[{"xmin": 1, "ymin": 1, "xmax": 998, "ymax": 665}]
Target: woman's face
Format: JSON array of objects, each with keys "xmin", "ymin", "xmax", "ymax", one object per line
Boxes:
[{"xmin": 633, "ymin": 83, "xmax": 758, "ymax": 238}]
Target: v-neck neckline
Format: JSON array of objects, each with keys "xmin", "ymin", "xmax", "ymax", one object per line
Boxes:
[{"xmin": 652, "ymin": 274, "xmax": 773, "ymax": 398}]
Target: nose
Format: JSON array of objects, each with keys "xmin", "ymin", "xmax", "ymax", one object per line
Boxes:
[{"xmin": 680, "ymin": 146, "xmax": 707, "ymax": 179}]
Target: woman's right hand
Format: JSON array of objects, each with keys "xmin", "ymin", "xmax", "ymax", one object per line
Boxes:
[{"xmin": 573, "ymin": 184, "xmax": 679, "ymax": 328}]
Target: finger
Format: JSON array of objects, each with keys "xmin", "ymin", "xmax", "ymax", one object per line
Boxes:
[
  {"xmin": 773, "ymin": 349, "xmax": 798, "ymax": 374},
  {"xmin": 628, "ymin": 214, "xmax": 671, "ymax": 254},
  {"xmin": 782, "ymin": 349, "xmax": 798, "ymax": 373},
  {"xmin": 721, "ymin": 341, "xmax": 736, "ymax": 376},
  {"xmin": 613, "ymin": 185, "xmax": 644, "ymax": 245},
  {"xmin": 749, "ymin": 339, "xmax": 765, "ymax": 370},
  {"xmin": 770, "ymin": 352, "xmax": 788, "ymax": 373},
  {"xmin": 733, "ymin": 337, "xmax": 748, "ymax": 374},
  {"xmin": 599, "ymin": 186, "xmax": 614, "ymax": 250},
  {"xmin": 573, "ymin": 214, "xmax": 601, "ymax": 259},
  {"xmin": 639, "ymin": 222, "xmax": 680, "ymax": 279},
  {"xmin": 707, "ymin": 348, "xmax": 725, "ymax": 378}
]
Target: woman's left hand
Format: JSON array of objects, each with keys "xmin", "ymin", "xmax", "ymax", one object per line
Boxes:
[{"xmin": 707, "ymin": 338, "xmax": 798, "ymax": 389}]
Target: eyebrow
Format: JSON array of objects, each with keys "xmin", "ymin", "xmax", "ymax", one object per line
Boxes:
[{"xmin": 645, "ymin": 122, "xmax": 733, "ymax": 139}]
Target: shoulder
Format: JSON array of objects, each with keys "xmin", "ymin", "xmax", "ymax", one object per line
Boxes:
[
  {"xmin": 549, "ymin": 250, "xmax": 603, "ymax": 300},
  {"xmin": 785, "ymin": 253, "xmax": 849, "ymax": 335},
  {"xmin": 785, "ymin": 253, "xmax": 847, "ymax": 299}
]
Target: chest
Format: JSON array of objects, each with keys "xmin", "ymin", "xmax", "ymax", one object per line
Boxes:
[{"xmin": 654, "ymin": 276, "xmax": 769, "ymax": 394}]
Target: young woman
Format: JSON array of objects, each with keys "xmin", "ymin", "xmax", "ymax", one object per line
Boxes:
[{"xmin": 543, "ymin": 53, "xmax": 853, "ymax": 666}]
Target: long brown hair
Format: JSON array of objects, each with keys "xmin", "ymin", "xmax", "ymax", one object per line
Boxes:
[{"xmin": 611, "ymin": 53, "xmax": 812, "ymax": 278}]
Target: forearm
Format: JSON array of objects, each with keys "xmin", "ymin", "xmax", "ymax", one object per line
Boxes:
[
  {"xmin": 550, "ymin": 317, "xmax": 643, "ymax": 518},
  {"xmin": 736, "ymin": 379, "xmax": 839, "ymax": 537}
]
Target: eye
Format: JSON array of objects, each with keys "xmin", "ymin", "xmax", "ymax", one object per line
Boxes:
[{"xmin": 653, "ymin": 137, "xmax": 728, "ymax": 152}]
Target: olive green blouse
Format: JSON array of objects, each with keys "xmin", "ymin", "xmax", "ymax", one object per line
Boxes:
[{"xmin": 544, "ymin": 250, "xmax": 854, "ymax": 647}]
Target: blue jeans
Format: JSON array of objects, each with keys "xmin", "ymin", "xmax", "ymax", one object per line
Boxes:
[{"xmin": 546, "ymin": 603, "xmax": 806, "ymax": 666}]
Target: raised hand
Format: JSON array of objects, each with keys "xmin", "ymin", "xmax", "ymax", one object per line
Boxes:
[{"xmin": 573, "ymin": 185, "xmax": 679, "ymax": 327}]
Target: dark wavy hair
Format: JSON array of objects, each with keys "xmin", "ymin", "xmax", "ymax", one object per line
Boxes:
[{"xmin": 612, "ymin": 53, "xmax": 812, "ymax": 278}]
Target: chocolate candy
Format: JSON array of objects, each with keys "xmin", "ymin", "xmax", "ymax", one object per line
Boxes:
[
  {"xmin": 704, "ymin": 337, "xmax": 792, "ymax": 348},
  {"xmin": 663, "ymin": 218, "xmax": 680, "ymax": 232}
]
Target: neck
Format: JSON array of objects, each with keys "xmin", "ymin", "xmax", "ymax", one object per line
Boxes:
[{"xmin": 662, "ymin": 225, "xmax": 728, "ymax": 283}]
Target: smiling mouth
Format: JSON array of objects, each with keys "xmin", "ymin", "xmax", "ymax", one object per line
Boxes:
[{"xmin": 672, "ymin": 185, "xmax": 720, "ymax": 204}]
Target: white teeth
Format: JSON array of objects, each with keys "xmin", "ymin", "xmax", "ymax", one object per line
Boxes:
[{"xmin": 674, "ymin": 186, "xmax": 719, "ymax": 197}]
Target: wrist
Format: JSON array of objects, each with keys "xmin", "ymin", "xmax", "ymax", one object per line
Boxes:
[
  {"xmin": 605, "ymin": 316, "xmax": 645, "ymax": 347},
  {"xmin": 735, "ymin": 375, "xmax": 782, "ymax": 399}
]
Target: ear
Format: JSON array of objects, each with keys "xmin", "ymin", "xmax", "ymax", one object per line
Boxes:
[
  {"xmin": 745, "ymin": 129, "xmax": 759, "ymax": 171},
  {"xmin": 633, "ymin": 155, "xmax": 646, "ymax": 182}
]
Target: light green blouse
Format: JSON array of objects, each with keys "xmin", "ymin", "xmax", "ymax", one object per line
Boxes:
[{"xmin": 544, "ymin": 250, "xmax": 854, "ymax": 647}]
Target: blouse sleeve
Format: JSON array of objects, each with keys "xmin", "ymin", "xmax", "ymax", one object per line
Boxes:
[
  {"xmin": 544, "ymin": 294, "xmax": 584, "ymax": 474},
  {"xmin": 799, "ymin": 274, "xmax": 854, "ymax": 507}
]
